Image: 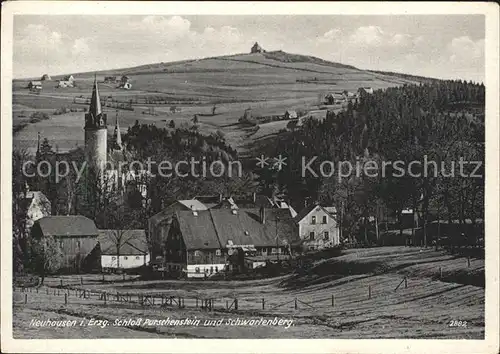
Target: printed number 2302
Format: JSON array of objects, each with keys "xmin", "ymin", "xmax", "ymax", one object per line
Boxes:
[{"xmin": 449, "ymin": 320, "xmax": 467, "ymax": 328}]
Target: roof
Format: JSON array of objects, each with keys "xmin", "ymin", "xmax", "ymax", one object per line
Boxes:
[
  {"xmin": 285, "ymin": 110, "xmax": 298, "ymax": 117},
  {"xmin": 175, "ymin": 210, "xmax": 222, "ymax": 250},
  {"xmin": 30, "ymin": 81, "xmax": 42, "ymax": 85},
  {"xmin": 178, "ymin": 199, "xmax": 208, "ymax": 211},
  {"xmin": 98, "ymin": 229, "xmax": 148, "ymax": 255},
  {"xmin": 36, "ymin": 216, "xmax": 98, "ymax": 237},
  {"xmin": 89, "ymin": 78, "xmax": 102, "ymax": 118},
  {"xmin": 174, "ymin": 208, "xmax": 300, "ymax": 250},
  {"xmin": 294, "ymin": 205, "xmax": 337, "ymax": 223}
]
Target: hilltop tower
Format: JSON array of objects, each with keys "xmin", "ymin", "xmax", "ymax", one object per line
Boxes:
[{"xmin": 84, "ymin": 77, "xmax": 107, "ymax": 173}]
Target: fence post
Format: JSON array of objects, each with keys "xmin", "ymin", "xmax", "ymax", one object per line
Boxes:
[
  {"xmin": 60, "ymin": 279, "xmax": 63, "ymax": 287},
  {"xmin": 104, "ymin": 292, "xmax": 107, "ymax": 305},
  {"xmin": 404, "ymin": 278, "xmax": 408, "ymax": 289},
  {"xmin": 196, "ymin": 298, "xmax": 199, "ymax": 308},
  {"xmin": 123, "ymin": 273, "xmax": 126, "ymax": 281},
  {"xmin": 46, "ymin": 288, "xmax": 49, "ymax": 295},
  {"xmin": 294, "ymin": 298, "xmax": 298, "ymax": 310},
  {"xmin": 234, "ymin": 298, "xmax": 238, "ymax": 311},
  {"xmin": 439, "ymin": 267, "xmax": 443, "ymax": 279},
  {"xmin": 65, "ymin": 293, "xmax": 68, "ymax": 305},
  {"xmin": 332, "ymin": 294, "xmax": 335, "ymax": 307},
  {"xmin": 262, "ymin": 298, "xmax": 265, "ymax": 310},
  {"xmin": 467, "ymin": 257, "xmax": 471, "ymax": 267},
  {"xmin": 24, "ymin": 294, "xmax": 27, "ymax": 304},
  {"xmin": 102, "ymin": 274, "xmax": 105, "ymax": 283},
  {"xmin": 81, "ymin": 277, "xmax": 83, "ymax": 285},
  {"xmin": 178, "ymin": 297, "xmax": 182, "ymax": 309},
  {"xmin": 368, "ymin": 285, "xmax": 372, "ymax": 299}
]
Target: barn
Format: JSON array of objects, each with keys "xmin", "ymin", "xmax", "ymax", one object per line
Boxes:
[{"xmin": 31, "ymin": 215, "xmax": 99, "ymax": 272}]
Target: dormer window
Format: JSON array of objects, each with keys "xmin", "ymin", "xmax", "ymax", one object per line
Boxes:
[
  {"xmin": 311, "ymin": 216, "xmax": 316, "ymax": 225},
  {"xmin": 322, "ymin": 215, "xmax": 327, "ymax": 224}
]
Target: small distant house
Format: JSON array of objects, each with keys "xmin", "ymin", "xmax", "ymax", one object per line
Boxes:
[
  {"xmin": 31, "ymin": 216, "xmax": 99, "ymax": 272},
  {"xmin": 57, "ymin": 80, "xmax": 74, "ymax": 88},
  {"xmin": 28, "ymin": 81, "xmax": 42, "ymax": 91},
  {"xmin": 120, "ymin": 82, "xmax": 132, "ymax": 90},
  {"xmin": 325, "ymin": 92, "xmax": 345, "ymax": 105},
  {"xmin": 40, "ymin": 74, "xmax": 51, "ymax": 81},
  {"xmin": 98, "ymin": 229, "xmax": 150, "ymax": 272},
  {"xmin": 120, "ymin": 75, "xmax": 130, "ymax": 84},
  {"xmin": 251, "ymin": 42, "xmax": 264, "ymax": 54},
  {"xmin": 284, "ymin": 110, "xmax": 298, "ymax": 120},
  {"xmin": 358, "ymin": 87, "xmax": 374, "ymax": 95},
  {"xmin": 294, "ymin": 205, "xmax": 340, "ymax": 251},
  {"xmin": 63, "ymin": 75, "xmax": 75, "ymax": 82}
]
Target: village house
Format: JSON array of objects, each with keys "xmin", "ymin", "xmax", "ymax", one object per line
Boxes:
[
  {"xmin": 31, "ymin": 215, "xmax": 99, "ymax": 272},
  {"xmin": 28, "ymin": 81, "xmax": 42, "ymax": 91},
  {"xmin": 294, "ymin": 205, "xmax": 340, "ymax": 251},
  {"xmin": 165, "ymin": 207, "xmax": 299, "ymax": 278},
  {"xmin": 57, "ymin": 75, "xmax": 75, "ymax": 88},
  {"xmin": 18, "ymin": 186, "xmax": 51, "ymax": 233},
  {"xmin": 98, "ymin": 229, "xmax": 150, "ymax": 272},
  {"xmin": 284, "ymin": 110, "xmax": 298, "ymax": 120},
  {"xmin": 148, "ymin": 199, "xmax": 209, "ymax": 260},
  {"xmin": 104, "ymin": 76, "xmax": 117, "ymax": 83},
  {"xmin": 40, "ymin": 74, "xmax": 51, "ymax": 81}
]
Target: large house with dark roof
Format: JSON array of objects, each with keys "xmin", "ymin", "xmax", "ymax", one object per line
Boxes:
[
  {"xmin": 98, "ymin": 229, "xmax": 149, "ymax": 272},
  {"xmin": 165, "ymin": 207, "xmax": 300, "ymax": 277},
  {"xmin": 31, "ymin": 215, "xmax": 99, "ymax": 272}
]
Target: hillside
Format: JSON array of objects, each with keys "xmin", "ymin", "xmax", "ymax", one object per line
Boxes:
[{"xmin": 13, "ymin": 50, "xmax": 426, "ymax": 154}]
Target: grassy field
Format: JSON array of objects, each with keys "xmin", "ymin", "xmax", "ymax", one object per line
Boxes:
[
  {"xmin": 13, "ymin": 246, "xmax": 484, "ymax": 339},
  {"xmin": 12, "ymin": 51, "xmax": 421, "ymax": 155}
]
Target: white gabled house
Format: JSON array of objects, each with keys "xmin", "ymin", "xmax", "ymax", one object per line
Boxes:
[
  {"xmin": 294, "ymin": 204, "xmax": 340, "ymax": 251},
  {"xmin": 98, "ymin": 229, "xmax": 150, "ymax": 272}
]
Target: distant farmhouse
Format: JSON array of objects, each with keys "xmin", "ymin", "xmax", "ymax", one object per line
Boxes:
[
  {"xmin": 104, "ymin": 76, "xmax": 118, "ymax": 83},
  {"xmin": 284, "ymin": 110, "xmax": 298, "ymax": 120},
  {"xmin": 251, "ymin": 42, "xmax": 264, "ymax": 54},
  {"xmin": 31, "ymin": 215, "xmax": 99, "ymax": 272},
  {"xmin": 57, "ymin": 75, "xmax": 75, "ymax": 88},
  {"xmin": 325, "ymin": 92, "xmax": 346, "ymax": 105},
  {"xmin": 40, "ymin": 74, "xmax": 51, "ymax": 81},
  {"xmin": 18, "ymin": 185, "xmax": 51, "ymax": 234},
  {"xmin": 118, "ymin": 75, "xmax": 132, "ymax": 89},
  {"xmin": 28, "ymin": 80, "xmax": 42, "ymax": 91},
  {"xmin": 98, "ymin": 229, "xmax": 150, "ymax": 272}
]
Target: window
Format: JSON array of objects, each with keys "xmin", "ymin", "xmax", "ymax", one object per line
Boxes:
[
  {"xmin": 309, "ymin": 232, "xmax": 315, "ymax": 241},
  {"xmin": 210, "ymin": 266, "xmax": 213, "ymax": 274},
  {"xmin": 112, "ymin": 256, "xmax": 116, "ymax": 260},
  {"xmin": 195, "ymin": 267, "xmax": 200, "ymax": 273},
  {"xmin": 194, "ymin": 250, "xmax": 201, "ymax": 257},
  {"xmin": 124, "ymin": 256, "xmax": 128, "ymax": 260},
  {"xmin": 136, "ymin": 256, "xmax": 140, "ymax": 260},
  {"xmin": 215, "ymin": 249, "xmax": 221, "ymax": 256},
  {"xmin": 324, "ymin": 231, "xmax": 329, "ymax": 240},
  {"xmin": 76, "ymin": 241, "xmax": 81, "ymax": 247},
  {"xmin": 322, "ymin": 215, "xmax": 328, "ymax": 224},
  {"xmin": 271, "ymin": 248, "xmax": 277, "ymax": 254},
  {"xmin": 311, "ymin": 216, "xmax": 316, "ymax": 225},
  {"xmin": 215, "ymin": 266, "xmax": 218, "ymax": 272},
  {"xmin": 59, "ymin": 240, "xmax": 64, "ymax": 248}
]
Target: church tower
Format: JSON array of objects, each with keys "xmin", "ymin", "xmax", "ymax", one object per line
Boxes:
[{"xmin": 84, "ymin": 76, "xmax": 107, "ymax": 173}]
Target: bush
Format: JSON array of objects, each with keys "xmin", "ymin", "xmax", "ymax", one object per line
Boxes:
[{"xmin": 29, "ymin": 111, "xmax": 50, "ymax": 123}]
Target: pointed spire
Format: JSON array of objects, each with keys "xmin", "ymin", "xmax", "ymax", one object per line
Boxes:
[
  {"xmin": 89, "ymin": 74, "xmax": 102, "ymax": 120},
  {"xmin": 114, "ymin": 110, "xmax": 122, "ymax": 149},
  {"xmin": 36, "ymin": 132, "xmax": 41, "ymax": 154}
]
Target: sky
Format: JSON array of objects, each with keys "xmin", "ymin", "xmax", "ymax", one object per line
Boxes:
[{"xmin": 13, "ymin": 15, "xmax": 485, "ymax": 82}]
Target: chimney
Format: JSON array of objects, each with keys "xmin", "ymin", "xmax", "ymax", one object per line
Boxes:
[
  {"xmin": 253, "ymin": 192, "xmax": 256, "ymax": 203},
  {"xmin": 259, "ymin": 206, "xmax": 266, "ymax": 224}
]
